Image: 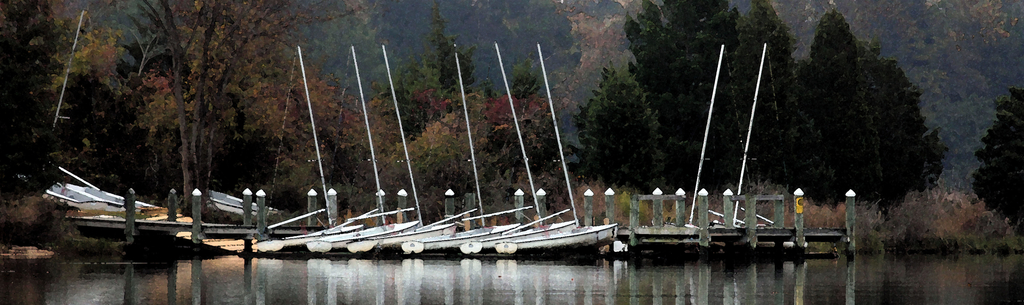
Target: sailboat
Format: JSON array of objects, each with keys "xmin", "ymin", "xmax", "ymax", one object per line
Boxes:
[{"xmin": 481, "ymin": 44, "xmax": 619, "ymax": 255}]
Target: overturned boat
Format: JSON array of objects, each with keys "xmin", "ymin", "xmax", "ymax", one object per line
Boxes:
[{"xmin": 494, "ymin": 223, "xmax": 618, "ymax": 254}]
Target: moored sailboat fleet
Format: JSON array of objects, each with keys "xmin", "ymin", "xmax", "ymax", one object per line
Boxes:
[{"xmin": 250, "ymin": 42, "xmax": 618, "ymax": 255}]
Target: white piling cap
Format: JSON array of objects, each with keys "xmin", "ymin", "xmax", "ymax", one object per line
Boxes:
[
  {"xmin": 307, "ymin": 189, "xmax": 318, "ymax": 196},
  {"xmin": 723, "ymin": 189, "xmax": 733, "ymax": 196},
  {"xmin": 537, "ymin": 189, "xmax": 547, "ymax": 196},
  {"xmin": 256, "ymin": 189, "xmax": 266, "ymax": 197},
  {"xmin": 515, "ymin": 189, "xmax": 525, "ymax": 196},
  {"xmin": 446, "ymin": 189, "xmax": 455, "ymax": 196},
  {"xmin": 584, "ymin": 189, "xmax": 594, "ymax": 197},
  {"xmin": 846, "ymin": 189, "xmax": 856, "ymax": 197},
  {"xmin": 653, "ymin": 188, "xmax": 663, "ymax": 195},
  {"xmin": 675, "ymin": 188, "xmax": 685, "ymax": 196},
  {"xmin": 377, "ymin": 189, "xmax": 386, "ymax": 196},
  {"xmin": 794, "ymin": 188, "xmax": 804, "ymax": 196},
  {"xmin": 397, "ymin": 189, "xmax": 408, "ymax": 196},
  {"xmin": 327, "ymin": 188, "xmax": 337, "ymax": 196},
  {"xmin": 192, "ymin": 188, "xmax": 202, "ymax": 196},
  {"xmin": 698, "ymin": 189, "xmax": 708, "ymax": 196},
  {"xmin": 605, "ymin": 188, "xmax": 615, "ymax": 195},
  {"xmin": 242, "ymin": 188, "xmax": 252, "ymax": 196}
]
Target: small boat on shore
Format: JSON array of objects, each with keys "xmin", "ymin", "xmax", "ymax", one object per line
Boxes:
[
  {"xmin": 346, "ymin": 222, "xmax": 458, "ymax": 253},
  {"xmin": 306, "ymin": 221, "xmax": 420, "ymax": 253},
  {"xmin": 494, "ymin": 223, "xmax": 618, "ymax": 254},
  {"xmin": 402, "ymin": 223, "xmax": 521, "ymax": 254},
  {"xmin": 460, "ymin": 210, "xmax": 578, "ymax": 254}
]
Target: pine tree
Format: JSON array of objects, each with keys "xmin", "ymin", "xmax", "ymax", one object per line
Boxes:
[
  {"xmin": 973, "ymin": 87, "xmax": 1024, "ymax": 219},
  {"xmin": 796, "ymin": 10, "xmax": 881, "ymax": 199},
  {"xmin": 574, "ymin": 66, "xmax": 663, "ymax": 190},
  {"xmin": 731, "ymin": 0, "xmax": 799, "ymax": 190}
]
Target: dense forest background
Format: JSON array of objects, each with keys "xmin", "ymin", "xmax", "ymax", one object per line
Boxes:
[{"xmin": 3, "ymin": 0, "xmax": 1023, "ymax": 225}]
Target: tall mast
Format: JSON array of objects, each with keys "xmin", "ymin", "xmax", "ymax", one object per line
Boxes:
[
  {"xmin": 536, "ymin": 44, "xmax": 578, "ymax": 225},
  {"xmin": 297, "ymin": 46, "xmax": 332, "ymax": 226},
  {"xmin": 737, "ymin": 43, "xmax": 768, "ymax": 195},
  {"xmin": 351, "ymin": 46, "xmax": 385, "ymax": 223},
  {"xmin": 454, "ymin": 45, "xmax": 486, "ymax": 226},
  {"xmin": 381, "ymin": 45, "xmax": 423, "ymax": 223},
  {"xmin": 494, "ymin": 42, "xmax": 540, "ymax": 214},
  {"xmin": 53, "ymin": 10, "xmax": 86, "ymax": 128},
  {"xmin": 688, "ymin": 45, "xmax": 726, "ymax": 225}
]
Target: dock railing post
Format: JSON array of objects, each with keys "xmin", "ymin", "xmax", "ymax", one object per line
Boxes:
[
  {"xmin": 191, "ymin": 188, "xmax": 202, "ymax": 244},
  {"xmin": 698, "ymin": 189, "xmax": 710, "ymax": 252},
  {"xmin": 584, "ymin": 189, "xmax": 594, "ymax": 226},
  {"xmin": 514, "ymin": 189, "xmax": 525, "ymax": 223},
  {"xmin": 327, "ymin": 188, "xmax": 338, "ymax": 226},
  {"xmin": 537, "ymin": 189, "xmax": 548, "ymax": 224},
  {"xmin": 376, "ymin": 189, "xmax": 386, "ymax": 224},
  {"xmin": 745, "ymin": 193, "xmax": 756, "ymax": 250},
  {"xmin": 674, "ymin": 189, "xmax": 686, "ymax": 227},
  {"xmin": 125, "ymin": 188, "xmax": 136, "ymax": 244},
  {"xmin": 652, "ymin": 188, "xmax": 663, "ymax": 227},
  {"xmin": 773, "ymin": 197, "xmax": 784, "ymax": 228},
  {"xmin": 256, "ymin": 190, "xmax": 267, "ymax": 239},
  {"xmin": 465, "ymin": 193, "xmax": 476, "ymax": 229},
  {"xmin": 445, "ymin": 189, "xmax": 455, "ymax": 218},
  {"xmin": 629, "ymin": 194, "xmax": 639, "ymax": 246},
  {"xmin": 794, "ymin": 188, "xmax": 805, "ymax": 251},
  {"xmin": 397, "ymin": 189, "xmax": 408, "ymax": 223},
  {"xmin": 845, "ymin": 189, "xmax": 856, "ymax": 256},
  {"xmin": 167, "ymin": 189, "xmax": 178, "ymax": 222},
  {"xmin": 723, "ymin": 189, "xmax": 735, "ymax": 229},
  {"xmin": 604, "ymin": 188, "xmax": 615, "ymax": 225},
  {"xmin": 306, "ymin": 189, "xmax": 318, "ymax": 226},
  {"xmin": 242, "ymin": 188, "xmax": 253, "ymax": 226}
]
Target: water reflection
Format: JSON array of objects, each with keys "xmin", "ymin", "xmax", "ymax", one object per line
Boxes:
[{"xmin": 16, "ymin": 255, "xmax": 1024, "ymax": 304}]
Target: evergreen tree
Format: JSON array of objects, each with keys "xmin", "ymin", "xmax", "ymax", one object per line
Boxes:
[
  {"xmin": 859, "ymin": 40, "xmax": 946, "ymax": 201},
  {"xmin": 796, "ymin": 10, "xmax": 881, "ymax": 199},
  {"xmin": 574, "ymin": 66, "xmax": 663, "ymax": 190},
  {"xmin": 0, "ymin": 0, "xmax": 61, "ymax": 199},
  {"xmin": 973, "ymin": 87, "xmax": 1024, "ymax": 220},
  {"xmin": 731, "ymin": 0, "xmax": 800, "ymax": 190},
  {"xmin": 624, "ymin": 0, "xmax": 739, "ymax": 188}
]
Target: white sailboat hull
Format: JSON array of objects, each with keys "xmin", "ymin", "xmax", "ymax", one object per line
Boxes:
[
  {"xmin": 255, "ymin": 224, "xmax": 364, "ymax": 252},
  {"xmin": 402, "ymin": 223, "xmax": 521, "ymax": 254},
  {"xmin": 495, "ymin": 223, "xmax": 618, "ymax": 254},
  {"xmin": 347, "ymin": 223, "xmax": 457, "ymax": 253},
  {"xmin": 306, "ymin": 221, "xmax": 419, "ymax": 253},
  {"xmin": 468, "ymin": 221, "xmax": 578, "ymax": 253}
]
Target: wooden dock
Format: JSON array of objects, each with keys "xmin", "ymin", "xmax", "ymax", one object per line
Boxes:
[{"xmin": 69, "ymin": 216, "xmax": 319, "ymax": 240}]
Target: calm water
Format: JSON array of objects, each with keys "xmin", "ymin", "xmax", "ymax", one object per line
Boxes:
[{"xmin": 2, "ymin": 254, "xmax": 1023, "ymax": 304}]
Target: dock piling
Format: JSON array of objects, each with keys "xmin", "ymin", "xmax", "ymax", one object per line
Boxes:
[
  {"xmin": 465, "ymin": 193, "xmax": 476, "ymax": 228},
  {"xmin": 652, "ymin": 188, "xmax": 663, "ymax": 226},
  {"xmin": 167, "ymin": 189, "xmax": 178, "ymax": 222},
  {"xmin": 584, "ymin": 189, "xmax": 594, "ymax": 226},
  {"xmin": 674, "ymin": 189, "xmax": 685, "ymax": 227},
  {"xmin": 845, "ymin": 189, "xmax": 856, "ymax": 256},
  {"xmin": 604, "ymin": 188, "xmax": 615, "ymax": 225},
  {"xmin": 242, "ymin": 188, "xmax": 253, "ymax": 226},
  {"xmin": 397, "ymin": 189, "xmax": 407, "ymax": 223},
  {"xmin": 125, "ymin": 188, "xmax": 135, "ymax": 244},
  {"xmin": 327, "ymin": 188, "xmax": 339, "ymax": 226},
  {"xmin": 306, "ymin": 189, "xmax": 318, "ymax": 226},
  {"xmin": 723, "ymin": 189, "xmax": 735, "ymax": 229},
  {"xmin": 746, "ymin": 193, "xmax": 756, "ymax": 250},
  {"xmin": 256, "ymin": 190, "xmax": 267, "ymax": 239},
  {"xmin": 629, "ymin": 195, "xmax": 639, "ymax": 247},
  {"xmin": 514, "ymin": 189, "xmax": 525, "ymax": 223},
  {"xmin": 794, "ymin": 188, "xmax": 805, "ymax": 251},
  {"xmin": 773, "ymin": 197, "xmax": 784, "ymax": 228},
  {"xmin": 698, "ymin": 189, "xmax": 709, "ymax": 251},
  {"xmin": 445, "ymin": 189, "xmax": 455, "ymax": 218},
  {"xmin": 191, "ymin": 188, "xmax": 202, "ymax": 244},
  {"xmin": 537, "ymin": 189, "xmax": 548, "ymax": 224}
]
